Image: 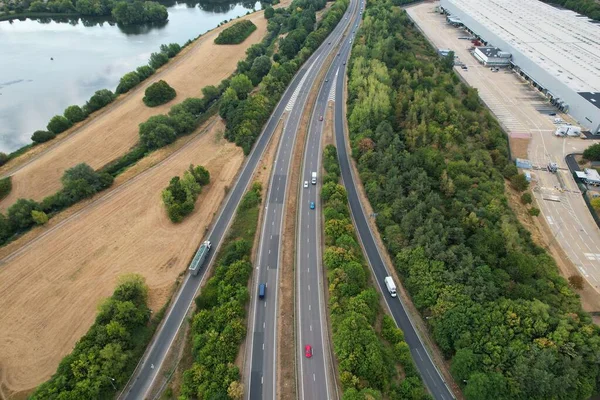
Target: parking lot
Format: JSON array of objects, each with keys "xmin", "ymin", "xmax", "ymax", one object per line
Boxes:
[{"xmin": 407, "ymin": 3, "xmax": 600, "ymax": 290}]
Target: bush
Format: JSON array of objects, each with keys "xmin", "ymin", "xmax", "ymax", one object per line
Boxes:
[
  {"xmin": 162, "ymin": 165, "xmax": 210, "ymax": 223},
  {"xmin": 143, "ymin": 80, "xmax": 176, "ymax": 107},
  {"xmin": 214, "ymin": 20, "xmax": 257, "ymax": 45},
  {"xmin": 136, "ymin": 65, "xmax": 155, "ymax": 80},
  {"xmin": 139, "ymin": 115, "xmax": 177, "ymax": 149},
  {"xmin": 0, "ymin": 177, "xmax": 12, "ymax": 200},
  {"xmin": 116, "ymin": 71, "xmax": 141, "ymax": 94},
  {"xmin": 520, "ymin": 192, "xmax": 532, "ymax": 205},
  {"xmin": 569, "ymin": 275, "xmax": 584, "ymax": 290},
  {"xmin": 60, "ymin": 163, "xmax": 114, "ymax": 205},
  {"xmin": 149, "ymin": 51, "xmax": 169, "ymax": 69},
  {"xmin": 7, "ymin": 198, "xmax": 41, "ymax": 230},
  {"xmin": 160, "ymin": 43, "xmax": 181, "ymax": 58},
  {"xmin": 510, "ymin": 173, "xmax": 529, "ymax": 192},
  {"xmin": 31, "ymin": 210, "xmax": 49, "ymax": 225},
  {"xmin": 0, "ymin": 152, "xmax": 8, "ymax": 166},
  {"xmin": 583, "ymin": 143, "xmax": 600, "ymax": 161},
  {"xmin": 64, "ymin": 105, "xmax": 87, "ymax": 123},
  {"xmin": 528, "ymin": 206, "xmax": 540, "ymax": 216},
  {"xmin": 46, "ymin": 115, "xmax": 72, "ymax": 135},
  {"xmin": 85, "ymin": 89, "xmax": 115, "ymax": 113},
  {"xmin": 31, "ymin": 130, "xmax": 56, "ymax": 144}
]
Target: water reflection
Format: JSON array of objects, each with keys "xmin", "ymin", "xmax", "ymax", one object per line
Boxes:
[{"xmin": 0, "ymin": 0, "xmax": 260, "ymax": 152}]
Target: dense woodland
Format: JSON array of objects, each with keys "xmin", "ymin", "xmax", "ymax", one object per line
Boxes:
[
  {"xmin": 347, "ymin": 0, "xmax": 600, "ymax": 399},
  {"xmin": 30, "ymin": 275, "xmax": 152, "ymax": 399},
  {"xmin": 322, "ymin": 145, "xmax": 430, "ymax": 400}
]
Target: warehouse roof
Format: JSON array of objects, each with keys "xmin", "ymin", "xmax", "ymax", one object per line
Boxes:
[{"xmin": 442, "ymin": 0, "xmax": 600, "ymax": 94}]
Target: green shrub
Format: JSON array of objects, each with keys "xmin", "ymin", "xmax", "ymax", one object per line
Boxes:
[
  {"xmin": 143, "ymin": 80, "xmax": 176, "ymax": 107},
  {"xmin": 136, "ymin": 65, "xmax": 155, "ymax": 80},
  {"xmin": 149, "ymin": 51, "xmax": 169, "ymax": 69},
  {"xmin": 31, "ymin": 210, "xmax": 49, "ymax": 225},
  {"xmin": 214, "ymin": 20, "xmax": 257, "ymax": 45},
  {"xmin": 510, "ymin": 173, "xmax": 529, "ymax": 192},
  {"xmin": 0, "ymin": 177, "xmax": 12, "ymax": 200},
  {"xmin": 31, "ymin": 130, "xmax": 56, "ymax": 144},
  {"xmin": 583, "ymin": 143, "xmax": 600, "ymax": 161},
  {"xmin": 7, "ymin": 198, "xmax": 41, "ymax": 230},
  {"xmin": 528, "ymin": 207, "xmax": 540, "ymax": 216},
  {"xmin": 520, "ymin": 192, "xmax": 532, "ymax": 204},
  {"xmin": 0, "ymin": 152, "xmax": 8, "ymax": 166},
  {"xmin": 138, "ymin": 115, "xmax": 177, "ymax": 149},
  {"xmin": 85, "ymin": 89, "xmax": 115, "ymax": 113},
  {"xmin": 46, "ymin": 115, "xmax": 72, "ymax": 134},
  {"xmin": 64, "ymin": 105, "xmax": 87, "ymax": 123},
  {"xmin": 162, "ymin": 165, "xmax": 210, "ymax": 222},
  {"xmin": 116, "ymin": 71, "xmax": 141, "ymax": 94},
  {"xmin": 160, "ymin": 43, "xmax": 181, "ymax": 58}
]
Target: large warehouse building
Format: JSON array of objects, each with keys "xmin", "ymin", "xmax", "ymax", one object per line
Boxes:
[{"xmin": 439, "ymin": 0, "xmax": 600, "ymax": 134}]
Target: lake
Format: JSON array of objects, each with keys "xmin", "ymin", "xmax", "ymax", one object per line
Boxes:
[{"xmin": 0, "ymin": 0, "xmax": 260, "ymax": 153}]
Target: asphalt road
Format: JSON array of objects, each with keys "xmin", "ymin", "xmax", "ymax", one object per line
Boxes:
[
  {"xmin": 119, "ymin": 10, "xmax": 354, "ymax": 398},
  {"xmin": 295, "ymin": 9, "xmax": 362, "ymax": 400},
  {"xmin": 245, "ymin": 1, "xmax": 362, "ymax": 398},
  {"xmin": 332, "ymin": 26, "xmax": 456, "ymax": 400}
]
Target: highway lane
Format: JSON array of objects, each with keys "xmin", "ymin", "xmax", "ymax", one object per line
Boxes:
[
  {"xmin": 245, "ymin": 0, "xmax": 362, "ymax": 398},
  {"xmin": 295, "ymin": 8, "xmax": 362, "ymax": 400},
  {"xmin": 331, "ymin": 23, "xmax": 456, "ymax": 400},
  {"xmin": 119, "ymin": 9, "xmax": 353, "ymax": 398}
]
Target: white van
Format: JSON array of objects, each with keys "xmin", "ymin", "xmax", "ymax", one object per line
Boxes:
[{"xmin": 311, "ymin": 172, "xmax": 317, "ymax": 185}]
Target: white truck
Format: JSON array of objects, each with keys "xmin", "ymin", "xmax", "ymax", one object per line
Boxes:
[
  {"xmin": 311, "ymin": 171, "xmax": 317, "ymax": 185},
  {"xmin": 384, "ymin": 276, "xmax": 397, "ymax": 297},
  {"xmin": 189, "ymin": 240, "xmax": 211, "ymax": 276}
]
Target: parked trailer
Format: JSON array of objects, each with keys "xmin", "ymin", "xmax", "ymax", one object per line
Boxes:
[{"xmin": 189, "ymin": 240, "xmax": 212, "ymax": 276}]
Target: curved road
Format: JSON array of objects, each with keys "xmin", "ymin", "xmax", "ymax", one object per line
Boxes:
[
  {"xmin": 331, "ymin": 19, "xmax": 456, "ymax": 400},
  {"xmin": 245, "ymin": 0, "xmax": 362, "ymax": 398},
  {"xmin": 119, "ymin": 7, "xmax": 354, "ymax": 398}
]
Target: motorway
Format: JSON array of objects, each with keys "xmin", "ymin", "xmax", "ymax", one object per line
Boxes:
[
  {"xmin": 331, "ymin": 20, "xmax": 455, "ymax": 400},
  {"xmin": 119, "ymin": 5, "xmax": 357, "ymax": 397},
  {"xmin": 245, "ymin": 0, "xmax": 362, "ymax": 398},
  {"xmin": 295, "ymin": 9, "xmax": 362, "ymax": 400}
]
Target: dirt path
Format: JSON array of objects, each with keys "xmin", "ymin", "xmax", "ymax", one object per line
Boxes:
[
  {"xmin": 0, "ymin": 10, "xmax": 268, "ymax": 211},
  {"xmin": 0, "ymin": 118, "xmax": 244, "ymax": 395}
]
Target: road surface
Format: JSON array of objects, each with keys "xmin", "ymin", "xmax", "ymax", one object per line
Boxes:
[
  {"xmin": 332, "ymin": 22, "xmax": 456, "ymax": 400},
  {"xmin": 245, "ymin": 0, "xmax": 362, "ymax": 398},
  {"xmin": 119, "ymin": 7, "xmax": 355, "ymax": 398},
  {"xmin": 295, "ymin": 8, "xmax": 362, "ymax": 400}
]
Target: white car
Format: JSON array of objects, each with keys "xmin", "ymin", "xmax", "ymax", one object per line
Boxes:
[{"xmin": 304, "ymin": 181, "xmax": 309, "ymax": 188}]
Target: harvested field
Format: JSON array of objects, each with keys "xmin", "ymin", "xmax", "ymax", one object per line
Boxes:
[
  {"xmin": 0, "ymin": 119, "xmax": 244, "ymax": 395},
  {"xmin": 0, "ymin": 10, "xmax": 268, "ymax": 211}
]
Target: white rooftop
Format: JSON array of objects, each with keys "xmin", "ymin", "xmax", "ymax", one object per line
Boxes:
[{"xmin": 444, "ymin": 0, "xmax": 600, "ymax": 93}]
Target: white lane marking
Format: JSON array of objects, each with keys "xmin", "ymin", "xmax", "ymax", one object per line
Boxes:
[
  {"xmin": 310, "ymin": 325, "xmax": 313, "ymax": 331},
  {"xmin": 313, "ymin": 374, "xmax": 316, "ymax": 382},
  {"xmin": 262, "ymin": 343, "xmax": 265, "ymax": 350}
]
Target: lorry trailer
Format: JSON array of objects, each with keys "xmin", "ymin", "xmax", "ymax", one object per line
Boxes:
[
  {"xmin": 189, "ymin": 240, "xmax": 211, "ymax": 276},
  {"xmin": 384, "ymin": 276, "xmax": 397, "ymax": 297}
]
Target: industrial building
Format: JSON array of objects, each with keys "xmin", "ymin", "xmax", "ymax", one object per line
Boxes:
[
  {"xmin": 439, "ymin": 0, "xmax": 600, "ymax": 134},
  {"xmin": 472, "ymin": 47, "xmax": 511, "ymax": 66}
]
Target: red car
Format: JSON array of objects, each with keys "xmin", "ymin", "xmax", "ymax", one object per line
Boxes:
[{"xmin": 305, "ymin": 344, "xmax": 313, "ymax": 358}]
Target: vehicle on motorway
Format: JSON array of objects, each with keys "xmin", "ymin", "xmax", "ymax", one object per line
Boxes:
[
  {"xmin": 188, "ymin": 240, "xmax": 211, "ymax": 276},
  {"xmin": 328, "ymin": 41, "xmax": 331, "ymax": 45},
  {"xmin": 326, "ymin": 78, "xmax": 329, "ymax": 82},
  {"xmin": 319, "ymin": 115, "xmax": 323, "ymax": 121},
  {"xmin": 304, "ymin": 345, "xmax": 313, "ymax": 358},
  {"xmin": 259, "ymin": 283, "xmax": 266, "ymax": 299},
  {"xmin": 304, "ymin": 180, "xmax": 309, "ymax": 188},
  {"xmin": 343, "ymin": 61, "xmax": 346, "ymax": 65},
  {"xmin": 311, "ymin": 171, "xmax": 317, "ymax": 184},
  {"xmin": 384, "ymin": 276, "xmax": 397, "ymax": 297},
  {"xmin": 310, "ymin": 201, "xmax": 315, "ymax": 209}
]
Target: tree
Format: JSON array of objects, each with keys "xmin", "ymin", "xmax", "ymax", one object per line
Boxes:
[
  {"xmin": 529, "ymin": 207, "xmax": 540, "ymax": 216},
  {"xmin": 591, "ymin": 197, "xmax": 600, "ymax": 212},
  {"xmin": 510, "ymin": 173, "xmax": 529, "ymax": 192},
  {"xmin": 136, "ymin": 65, "xmax": 155, "ymax": 80},
  {"xmin": 230, "ymin": 74, "xmax": 253, "ymax": 100},
  {"xmin": 140, "ymin": 123, "xmax": 176, "ymax": 150},
  {"xmin": 442, "ymin": 51, "xmax": 455, "ymax": 71},
  {"xmin": 143, "ymin": 80, "xmax": 176, "ymax": 107},
  {"xmin": 149, "ymin": 52, "xmax": 169, "ymax": 69},
  {"xmin": 61, "ymin": 163, "xmax": 113, "ymax": 204},
  {"xmin": 568, "ymin": 275, "xmax": 584, "ymax": 290},
  {"xmin": 47, "ymin": 115, "xmax": 72, "ymax": 134},
  {"xmin": 31, "ymin": 210, "xmax": 49, "ymax": 225},
  {"xmin": 227, "ymin": 381, "xmax": 244, "ymax": 399},
  {"xmin": 264, "ymin": 6, "xmax": 274, "ymax": 19},
  {"xmin": 7, "ymin": 198, "xmax": 41, "ymax": 230},
  {"xmin": 160, "ymin": 43, "xmax": 181, "ymax": 58},
  {"xmin": 520, "ymin": 192, "xmax": 532, "ymax": 204},
  {"xmin": 85, "ymin": 89, "xmax": 115, "ymax": 113},
  {"xmin": 0, "ymin": 153, "xmax": 8, "ymax": 166},
  {"xmin": 583, "ymin": 143, "xmax": 600, "ymax": 161},
  {"xmin": 190, "ymin": 165, "xmax": 210, "ymax": 186},
  {"xmin": 249, "ymin": 55, "xmax": 272, "ymax": 85},
  {"xmin": 29, "ymin": 1, "xmax": 47, "ymax": 12},
  {"xmin": 31, "ymin": 130, "xmax": 56, "ymax": 144},
  {"xmin": 116, "ymin": 71, "xmax": 141, "ymax": 94},
  {"xmin": 64, "ymin": 105, "xmax": 86, "ymax": 123},
  {"xmin": 202, "ymin": 85, "xmax": 221, "ymax": 104}
]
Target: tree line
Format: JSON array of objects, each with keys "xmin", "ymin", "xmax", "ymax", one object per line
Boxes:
[
  {"xmin": 214, "ymin": 19, "xmax": 257, "ymax": 45},
  {"xmin": 321, "ymin": 145, "xmax": 430, "ymax": 400},
  {"xmin": 162, "ymin": 164, "xmax": 210, "ymax": 223},
  {"xmin": 178, "ymin": 182, "xmax": 262, "ymax": 399},
  {"xmin": 30, "ymin": 274, "xmax": 152, "ymax": 399},
  {"xmin": 4, "ymin": 0, "xmax": 168, "ymax": 25},
  {"xmin": 540, "ymin": 0, "xmax": 600, "ymax": 21},
  {"xmin": 347, "ymin": 1, "xmax": 600, "ymax": 399}
]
